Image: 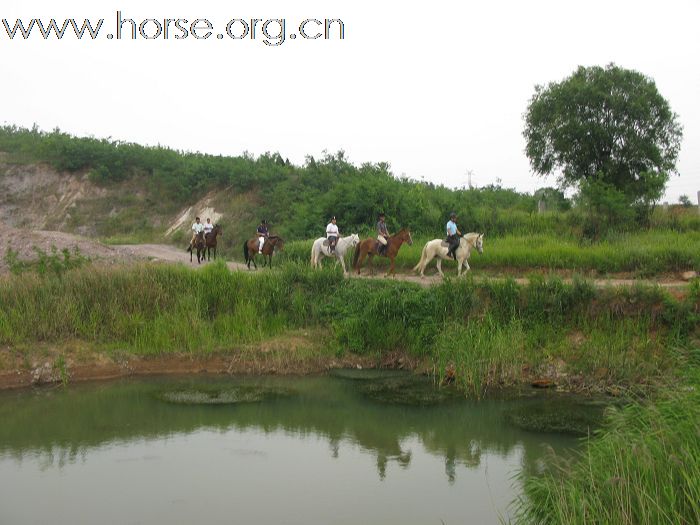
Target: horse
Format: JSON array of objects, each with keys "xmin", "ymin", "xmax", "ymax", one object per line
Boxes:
[
  {"xmin": 243, "ymin": 235, "xmax": 284, "ymax": 269},
  {"xmin": 187, "ymin": 231, "xmax": 206, "ymax": 264},
  {"xmin": 352, "ymin": 228, "xmax": 413, "ymax": 277},
  {"xmin": 413, "ymin": 233, "xmax": 484, "ymax": 278},
  {"xmin": 310, "ymin": 234, "xmax": 360, "ymax": 276},
  {"xmin": 205, "ymin": 224, "xmax": 223, "ymax": 261}
]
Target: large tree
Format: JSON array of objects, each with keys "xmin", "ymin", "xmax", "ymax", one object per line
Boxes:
[{"xmin": 523, "ymin": 64, "xmax": 683, "ymax": 208}]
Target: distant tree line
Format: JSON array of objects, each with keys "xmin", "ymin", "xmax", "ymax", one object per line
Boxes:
[
  {"xmin": 0, "ymin": 125, "xmax": 568, "ymax": 238},
  {"xmin": 0, "ymin": 120, "xmax": 694, "ymax": 241}
]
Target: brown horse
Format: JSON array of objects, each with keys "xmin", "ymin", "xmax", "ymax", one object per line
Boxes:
[
  {"xmin": 205, "ymin": 224, "xmax": 223, "ymax": 261},
  {"xmin": 353, "ymin": 228, "xmax": 413, "ymax": 277},
  {"xmin": 243, "ymin": 235, "xmax": 284, "ymax": 269},
  {"xmin": 188, "ymin": 231, "xmax": 206, "ymax": 264}
]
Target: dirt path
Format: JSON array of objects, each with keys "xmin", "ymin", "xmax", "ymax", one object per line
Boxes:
[
  {"xmin": 113, "ymin": 243, "xmax": 249, "ymax": 271},
  {"xmin": 115, "ymin": 244, "xmax": 691, "ymax": 290}
]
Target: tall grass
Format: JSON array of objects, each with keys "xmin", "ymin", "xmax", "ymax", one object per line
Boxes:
[
  {"xmin": 514, "ymin": 368, "xmax": 700, "ymax": 525},
  {"xmin": 0, "ymin": 262, "xmax": 696, "ymax": 393}
]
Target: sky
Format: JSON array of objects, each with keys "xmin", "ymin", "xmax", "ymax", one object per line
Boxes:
[{"xmin": 2, "ymin": 0, "xmax": 699, "ymax": 202}]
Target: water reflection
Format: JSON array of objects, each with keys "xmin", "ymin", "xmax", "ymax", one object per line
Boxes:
[{"xmin": 0, "ymin": 374, "xmax": 579, "ymax": 483}]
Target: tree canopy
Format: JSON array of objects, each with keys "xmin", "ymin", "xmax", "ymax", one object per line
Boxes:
[{"xmin": 523, "ymin": 64, "xmax": 683, "ymax": 207}]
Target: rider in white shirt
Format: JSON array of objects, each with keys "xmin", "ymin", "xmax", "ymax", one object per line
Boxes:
[
  {"xmin": 189, "ymin": 217, "xmax": 205, "ymax": 249},
  {"xmin": 203, "ymin": 218, "xmax": 214, "ymax": 240},
  {"xmin": 326, "ymin": 216, "xmax": 339, "ymax": 252}
]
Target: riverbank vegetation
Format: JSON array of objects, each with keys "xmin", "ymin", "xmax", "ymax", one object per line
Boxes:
[
  {"xmin": 515, "ymin": 368, "xmax": 700, "ymax": 525},
  {"xmin": 1, "ymin": 262, "xmax": 697, "ymax": 395}
]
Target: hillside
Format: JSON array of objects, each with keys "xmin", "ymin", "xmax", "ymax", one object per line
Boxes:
[
  {"xmin": 0, "ymin": 155, "xmax": 259, "ymax": 251},
  {"xmin": 0, "ymin": 125, "xmax": 565, "ymax": 244}
]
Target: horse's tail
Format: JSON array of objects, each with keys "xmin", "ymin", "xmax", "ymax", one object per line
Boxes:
[
  {"xmin": 352, "ymin": 242, "xmax": 361, "ymax": 269},
  {"xmin": 310, "ymin": 244, "xmax": 316, "ymax": 267},
  {"xmin": 413, "ymin": 243, "xmax": 428, "ymax": 272},
  {"xmin": 242, "ymin": 240, "xmax": 249, "ymax": 262}
]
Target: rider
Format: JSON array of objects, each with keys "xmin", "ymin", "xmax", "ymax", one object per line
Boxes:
[
  {"xmin": 257, "ymin": 219, "xmax": 269, "ymax": 254},
  {"xmin": 189, "ymin": 216, "xmax": 204, "ymax": 250},
  {"xmin": 377, "ymin": 212, "xmax": 390, "ymax": 256},
  {"xmin": 446, "ymin": 212, "xmax": 462, "ymax": 260},
  {"xmin": 203, "ymin": 218, "xmax": 214, "ymax": 240},
  {"xmin": 326, "ymin": 216, "xmax": 339, "ymax": 252}
]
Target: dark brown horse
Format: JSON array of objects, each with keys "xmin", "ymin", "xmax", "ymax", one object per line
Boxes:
[
  {"xmin": 188, "ymin": 231, "xmax": 206, "ymax": 264},
  {"xmin": 205, "ymin": 224, "xmax": 223, "ymax": 261},
  {"xmin": 353, "ymin": 228, "xmax": 413, "ymax": 277},
  {"xmin": 243, "ymin": 235, "xmax": 284, "ymax": 269}
]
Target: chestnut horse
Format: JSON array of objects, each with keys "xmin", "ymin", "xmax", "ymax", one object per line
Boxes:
[
  {"xmin": 352, "ymin": 228, "xmax": 413, "ymax": 277},
  {"xmin": 188, "ymin": 231, "xmax": 206, "ymax": 264},
  {"xmin": 205, "ymin": 224, "xmax": 223, "ymax": 261},
  {"xmin": 243, "ymin": 235, "xmax": 284, "ymax": 269}
]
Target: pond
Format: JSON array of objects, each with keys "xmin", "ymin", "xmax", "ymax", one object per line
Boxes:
[{"xmin": 0, "ymin": 372, "xmax": 597, "ymax": 524}]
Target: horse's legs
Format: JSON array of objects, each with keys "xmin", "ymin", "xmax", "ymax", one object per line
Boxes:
[
  {"xmin": 367, "ymin": 254, "xmax": 375, "ymax": 275},
  {"xmin": 386, "ymin": 257, "xmax": 396, "ymax": 278},
  {"xmin": 436, "ymin": 258, "xmax": 444, "ymax": 278},
  {"xmin": 356, "ymin": 250, "xmax": 366, "ymax": 274},
  {"xmin": 419, "ymin": 254, "xmax": 432, "ymax": 278},
  {"xmin": 338, "ymin": 255, "xmax": 347, "ymax": 276}
]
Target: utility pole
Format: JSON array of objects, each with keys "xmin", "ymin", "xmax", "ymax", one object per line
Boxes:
[{"xmin": 466, "ymin": 169, "xmax": 474, "ymax": 189}]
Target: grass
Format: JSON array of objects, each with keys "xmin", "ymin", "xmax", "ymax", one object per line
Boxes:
[
  {"xmin": 514, "ymin": 367, "xmax": 700, "ymax": 525},
  {"xmin": 0, "ymin": 261, "xmax": 696, "ymax": 395}
]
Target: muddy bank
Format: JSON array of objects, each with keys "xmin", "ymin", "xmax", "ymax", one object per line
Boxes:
[{"xmin": 0, "ymin": 345, "xmax": 423, "ymax": 391}]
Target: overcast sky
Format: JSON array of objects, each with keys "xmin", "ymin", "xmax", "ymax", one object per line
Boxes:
[{"xmin": 2, "ymin": 0, "xmax": 698, "ymax": 202}]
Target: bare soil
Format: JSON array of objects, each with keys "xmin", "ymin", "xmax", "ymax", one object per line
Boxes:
[{"xmin": 0, "ymin": 335, "xmax": 426, "ymax": 391}]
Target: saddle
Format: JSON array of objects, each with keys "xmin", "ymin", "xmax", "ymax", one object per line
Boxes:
[
  {"xmin": 441, "ymin": 240, "xmax": 450, "ymax": 248},
  {"xmin": 322, "ymin": 239, "xmax": 330, "ymax": 247}
]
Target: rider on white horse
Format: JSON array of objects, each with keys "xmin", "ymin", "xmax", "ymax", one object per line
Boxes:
[
  {"xmin": 326, "ymin": 216, "xmax": 339, "ymax": 253},
  {"xmin": 446, "ymin": 212, "xmax": 462, "ymax": 260},
  {"xmin": 310, "ymin": 233, "xmax": 360, "ymax": 276}
]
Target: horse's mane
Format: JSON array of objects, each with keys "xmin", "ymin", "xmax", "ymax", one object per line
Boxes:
[{"xmin": 463, "ymin": 232, "xmax": 482, "ymax": 243}]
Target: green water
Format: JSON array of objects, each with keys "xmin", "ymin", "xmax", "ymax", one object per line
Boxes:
[{"xmin": 0, "ymin": 373, "xmax": 585, "ymax": 524}]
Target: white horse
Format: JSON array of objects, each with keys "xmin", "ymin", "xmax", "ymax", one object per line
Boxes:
[
  {"xmin": 413, "ymin": 233, "xmax": 484, "ymax": 278},
  {"xmin": 310, "ymin": 234, "xmax": 360, "ymax": 276}
]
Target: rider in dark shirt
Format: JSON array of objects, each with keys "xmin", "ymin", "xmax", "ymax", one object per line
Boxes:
[
  {"xmin": 377, "ymin": 213, "xmax": 390, "ymax": 256},
  {"xmin": 257, "ymin": 220, "xmax": 269, "ymax": 254}
]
